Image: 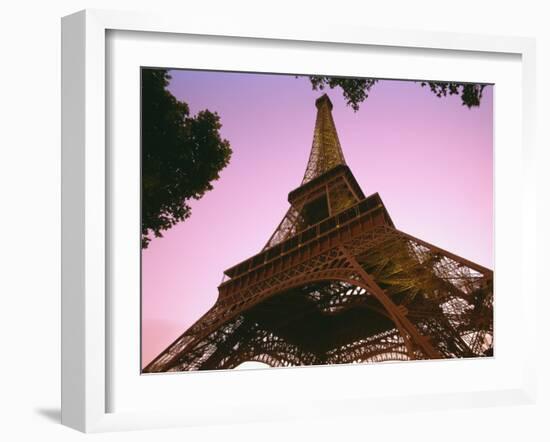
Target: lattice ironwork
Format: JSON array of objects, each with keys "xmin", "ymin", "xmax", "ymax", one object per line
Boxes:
[
  {"xmin": 143, "ymin": 93, "xmax": 493, "ymax": 373},
  {"xmin": 302, "ymin": 94, "xmax": 347, "ymax": 185}
]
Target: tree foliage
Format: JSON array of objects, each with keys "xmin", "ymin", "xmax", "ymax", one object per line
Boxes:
[
  {"xmin": 307, "ymin": 76, "xmax": 486, "ymax": 110},
  {"xmin": 418, "ymin": 81, "xmax": 486, "ymax": 108},
  {"xmin": 309, "ymin": 76, "xmax": 378, "ymax": 111},
  {"xmin": 141, "ymin": 69, "xmax": 232, "ymax": 248}
]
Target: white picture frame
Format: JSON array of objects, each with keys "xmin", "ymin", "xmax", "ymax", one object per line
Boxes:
[{"xmin": 61, "ymin": 9, "xmax": 537, "ymax": 433}]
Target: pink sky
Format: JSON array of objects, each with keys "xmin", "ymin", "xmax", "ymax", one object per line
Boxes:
[{"xmin": 141, "ymin": 71, "xmax": 493, "ymax": 368}]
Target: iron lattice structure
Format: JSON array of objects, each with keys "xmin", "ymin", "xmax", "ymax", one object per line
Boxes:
[{"xmin": 144, "ymin": 94, "xmax": 493, "ymax": 373}]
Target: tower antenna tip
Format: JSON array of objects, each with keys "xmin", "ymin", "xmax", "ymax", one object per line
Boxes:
[{"xmin": 315, "ymin": 93, "xmax": 333, "ymax": 110}]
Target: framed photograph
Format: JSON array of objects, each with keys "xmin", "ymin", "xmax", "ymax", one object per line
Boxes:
[
  {"xmin": 61, "ymin": 9, "xmax": 537, "ymax": 432},
  {"xmin": 141, "ymin": 68, "xmax": 494, "ymax": 374}
]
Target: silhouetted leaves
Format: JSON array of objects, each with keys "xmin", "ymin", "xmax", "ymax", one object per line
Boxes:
[
  {"xmin": 141, "ymin": 69, "xmax": 232, "ymax": 248},
  {"xmin": 306, "ymin": 76, "xmax": 486, "ymax": 110},
  {"xmin": 419, "ymin": 81, "xmax": 486, "ymax": 108},
  {"xmin": 308, "ymin": 76, "xmax": 378, "ymax": 111}
]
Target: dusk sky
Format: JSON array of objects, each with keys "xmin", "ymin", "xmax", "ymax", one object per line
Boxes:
[{"xmin": 141, "ymin": 70, "xmax": 493, "ymax": 368}]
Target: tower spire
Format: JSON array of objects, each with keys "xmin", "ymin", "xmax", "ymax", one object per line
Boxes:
[{"xmin": 301, "ymin": 94, "xmax": 347, "ymax": 184}]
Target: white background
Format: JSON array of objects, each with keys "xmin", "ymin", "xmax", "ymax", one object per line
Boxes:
[{"xmin": 1, "ymin": 0, "xmax": 548, "ymax": 441}]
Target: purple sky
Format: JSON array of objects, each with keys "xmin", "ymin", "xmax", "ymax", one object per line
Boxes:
[{"xmin": 141, "ymin": 70, "xmax": 493, "ymax": 368}]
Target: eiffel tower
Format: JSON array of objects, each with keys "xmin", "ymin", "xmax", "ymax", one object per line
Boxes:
[{"xmin": 144, "ymin": 93, "xmax": 493, "ymax": 373}]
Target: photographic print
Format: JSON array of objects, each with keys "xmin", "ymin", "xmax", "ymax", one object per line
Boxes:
[{"xmin": 141, "ymin": 69, "xmax": 494, "ymax": 373}]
